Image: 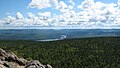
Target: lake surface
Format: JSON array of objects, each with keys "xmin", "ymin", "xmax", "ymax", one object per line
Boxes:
[{"xmin": 0, "ymin": 29, "xmax": 120, "ymax": 41}]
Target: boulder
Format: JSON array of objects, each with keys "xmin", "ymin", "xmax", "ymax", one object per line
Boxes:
[
  {"xmin": 7, "ymin": 52, "xmax": 18, "ymax": 61},
  {"xmin": 16, "ymin": 58, "xmax": 27, "ymax": 65},
  {"xmin": 25, "ymin": 60, "xmax": 45, "ymax": 68},
  {"xmin": 45, "ymin": 64, "xmax": 52, "ymax": 68}
]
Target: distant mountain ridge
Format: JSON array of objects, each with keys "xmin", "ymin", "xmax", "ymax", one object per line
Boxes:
[{"xmin": 0, "ymin": 29, "xmax": 120, "ymax": 41}]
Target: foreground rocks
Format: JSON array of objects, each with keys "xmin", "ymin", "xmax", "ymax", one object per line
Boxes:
[{"xmin": 0, "ymin": 48, "xmax": 52, "ymax": 68}]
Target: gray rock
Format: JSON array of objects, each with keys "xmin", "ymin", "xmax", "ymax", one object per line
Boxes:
[
  {"xmin": 0, "ymin": 56, "xmax": 5, "ymax": 61},
  {"xmin": 0, "ymin": 60, "xmax": 25, "ymax": 68},
  {"xmin": 3, "ymin": 52, "xmax": 27, "ymax": 65},
  {"xmin": 7, "ymin": 52, "xmax": 18, "ymax": 62},
  {"xmin": 0, "ymin": 48, "xmax": 8, "ymax": 58},
  {"xmin": 8, "ymin": 62, "xmax": 24, "ymax": 68},
  {"xmin": 0, "ymin": 61, "xmax": 10, "ymax": 68},
  {"xmin": 16, "ymin": 58, "xmax": 27, "ymax": 65},
  {"xmin": 45, "ymin": 64, "xmax": 52, "ymax": 68},
  {"xmin": 0, "ymin": 48, "xmax": 52, "ymax": 68},
  {"xmin": 0, "ymin": 64, "xmax": 7, "ymax": 68},
  {"xmin": 25, "ymin": 60, "xmax": 45, "ymax": 68}
]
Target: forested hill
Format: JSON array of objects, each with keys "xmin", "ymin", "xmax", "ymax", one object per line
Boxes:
[{"xmin": 0, "ymin": 36, "xmax": 120, "ymax": 68}]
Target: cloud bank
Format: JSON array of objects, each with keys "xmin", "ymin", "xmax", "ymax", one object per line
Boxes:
[{"xmin": 0, "ymin": 0, "xmax": 120, "ymax": 29}]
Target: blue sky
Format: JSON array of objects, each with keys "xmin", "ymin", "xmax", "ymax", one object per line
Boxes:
[
  {"xmin": 0, "ymin": 0, "xmax": 31, "ymax": 18},
  {"xmin": 0, "ymin": 0, "xmax": 118, "ymax": 18},
  {"xmin": 0, "ymin": 0, "xmax": 120, "ymax": 29}
]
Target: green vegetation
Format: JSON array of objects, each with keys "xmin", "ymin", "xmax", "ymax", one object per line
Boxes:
[{"xmin": 0, "ymin": 37, "xmax": 120, "ymax": 68}]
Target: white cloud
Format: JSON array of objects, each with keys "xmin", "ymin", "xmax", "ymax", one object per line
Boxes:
[
  {"xmin": 51, "ymin": 0, "xmax": 59, "ymax": 7},
  {"xmin": 27, "ymin": 12, "xmax": 35, "ymax": 19},
  {"xmin": 57, "ymin": 1, "xmax": 68, "ymax": 9},
  {"xmin": 77, "ymin": 0, "xmax": 118, "ymax": 24},
  {"xmin": 106, "ymin": 3, "xmax": 117, "ymax": 14},
  {"xmin": 118, "ymin": 0, "xmax": 120, "ymax": 7},
  {"xmin": 0, "ymin": 16, "xmax": 16, "ymax": 26},
  {"xmin": 68, "ymin": 5, "xmax": 73, "ymax": 9},
  {"xmin": 79, "ymin": 0, "xmax": 95, "ymax": 10},
  {"xmin": 29, "ymin": 0, "xmax": 52, "ymax": 9},
  {"xmin": 16, "ymin": 12, "xmax": 24, "ymax": 19},
  {"xmin": 38, "ymin": 12, "xmax": 51, "ymax": 17},
  {"xmin": 1, "ymin": 0, "xmax": 120, "ymax": 29},
  {"xmin": 29, "ymin": 0, "xmax": 60, "ymax": 9},
  {"xmin": 69, "ymin": 0, "xmax": 75, "ymax": 5}
]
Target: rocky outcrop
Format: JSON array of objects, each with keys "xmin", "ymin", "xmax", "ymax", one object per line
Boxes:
[{"xmin": 0, "ymin": 48, "xmax": 52, "ymax": 68}]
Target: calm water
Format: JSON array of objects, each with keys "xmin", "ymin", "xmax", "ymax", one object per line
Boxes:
[{"xmin": 0, "ymin": 29, "xmax": 120, "ymax": 41}]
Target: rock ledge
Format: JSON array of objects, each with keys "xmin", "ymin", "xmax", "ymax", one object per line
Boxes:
[{"xmin": 0, "ymin": 48, "xmax": 52, "ymax": 68}]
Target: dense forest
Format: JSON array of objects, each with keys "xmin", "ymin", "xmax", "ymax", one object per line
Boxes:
[{"xmin": 0, "ymin": 37, "xmax": 120, "ymax": 68}]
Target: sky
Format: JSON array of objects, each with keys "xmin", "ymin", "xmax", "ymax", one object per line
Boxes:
[{"xmin": 0, "ymin": 0, "xmax": 120, "ymax": 29}]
